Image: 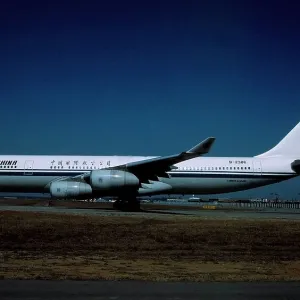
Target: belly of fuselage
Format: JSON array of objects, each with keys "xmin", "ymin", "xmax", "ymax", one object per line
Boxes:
[
  {"xmin": 160, "ymin": 176, "xmax": 283, "ymax": 194},
  {"xmin": 0, "ymin": 175, "xmax": 58, "ymax": 193}
]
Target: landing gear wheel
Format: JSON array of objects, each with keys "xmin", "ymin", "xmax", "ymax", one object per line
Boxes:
[
  {"xmin": 113, "ymin": 200, "xmax": 121, "ymax": 210},
  {"xmin": 113, "ymin": 197, "xmax": 140, "ymax": 211}
]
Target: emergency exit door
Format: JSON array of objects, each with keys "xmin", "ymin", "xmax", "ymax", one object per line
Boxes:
[
  {"xmin": 252, "ymin": 159, "xmax": 262, "ymax": 175},
  {"xmin": 24, "ymin": 160, "xmax": 34, "ymax": 175}
]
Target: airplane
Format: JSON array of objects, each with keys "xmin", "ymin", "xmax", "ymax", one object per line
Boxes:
[{"xmin": 0, "ymin": 122, "xmax": 299, "ymax": 210}]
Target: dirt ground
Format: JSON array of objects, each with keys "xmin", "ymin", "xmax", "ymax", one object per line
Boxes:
[{"xmin": 1, "ymin": 211, "xmax": 300, "ymax": 281}]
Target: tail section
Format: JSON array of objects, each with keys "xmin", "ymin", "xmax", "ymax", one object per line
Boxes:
[{"xmin": 255, "ymin": 122, "xmax": 300, "ymax": 158}]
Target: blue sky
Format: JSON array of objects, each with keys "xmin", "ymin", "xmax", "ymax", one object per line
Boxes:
[{"xmin": 0, "ymin": 0, "xmax": 300, "ymax": 199}]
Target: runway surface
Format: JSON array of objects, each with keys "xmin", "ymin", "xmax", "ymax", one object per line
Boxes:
[
  {"xmin": 1, "ymin": 204, "xmax": 300, "ymax": 220},
  {"xmin": 1, "ymin": 280, "xmax": 300, "ymax": 299}
]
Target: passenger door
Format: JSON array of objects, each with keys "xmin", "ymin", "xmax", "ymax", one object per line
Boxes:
[
  {"xmin": 252, "ymin": 159, "xmax": 262, "ymax": 175},
  {"xmin": 24, "ymin": 160, "xmax": 34, "ymax": 175}
]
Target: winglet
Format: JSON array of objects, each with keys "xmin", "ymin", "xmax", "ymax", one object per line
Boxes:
[{"xmin": 186, "ymin": 137, "xmax": 216, "ymax": 155}]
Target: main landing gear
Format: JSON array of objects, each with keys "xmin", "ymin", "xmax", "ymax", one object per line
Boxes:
[{"xmin": 113, "ymin": 195, "xmax": 141, "ymax": 211}]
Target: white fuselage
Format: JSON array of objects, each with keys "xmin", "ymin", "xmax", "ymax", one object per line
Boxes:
[{"xmin": 0, "ymin": 155, "xmax": 297, "ymax": 196}]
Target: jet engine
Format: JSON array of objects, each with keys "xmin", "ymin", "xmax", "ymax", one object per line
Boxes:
[
  {"xmin": 291, "ymin": 160, "xmax": 300, "ymax": 173},
  {"xmin": 50, "ymin": 181, "xmax": 92, "ymax": 198},
  {"xmin": 89, "ymin": 170, "xmax": 139, "ymax": 191},
  {"xmin": 138, "ymin": 181, "xmax": 172, "ymax": 195}
]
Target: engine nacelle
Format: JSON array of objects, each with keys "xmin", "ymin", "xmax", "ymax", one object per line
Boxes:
[
  {"xmin": 138, "ymin": 181, "xmax": 172, "ymax": 195},
  {"xmin": 292, "ymin": 160, "xmax": 300, "ymax": 173},
  {"xmin": 50, "ymin": 181, "xmax": 92, "ymax": 198},
  {"xmin": 90, "ymin": 170, "xmax": 139, "ymax": 191}
]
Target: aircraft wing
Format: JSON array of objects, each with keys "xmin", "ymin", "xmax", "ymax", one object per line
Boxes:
[{"xmin": 106, "ymin": 137, "xmax": 215, "ymax": 182}]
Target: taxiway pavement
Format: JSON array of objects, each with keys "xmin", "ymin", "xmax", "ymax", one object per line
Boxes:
[
  {"xmin": 1, "ymin": 204, "xmax": 300, "ymax": 220},
  {"xmin": 1, "ymin": 280, "xmax": 300, "ymax": 300}
]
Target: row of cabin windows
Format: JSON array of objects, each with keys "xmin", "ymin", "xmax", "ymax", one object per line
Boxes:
[
  {"xmin": 0, "ymin": 166, "xmax": 104, "ymax": 170},
  {"xmin": 179, "ymin": 166, "xmax": 251, "ymax": 171},
  {"xmin": 0, "ymin": 165, "xmax": 100, "ymax": 170},
  {"xmin": 50, "ymin": 166, "xmax": 100, "ymax": 169},
  {"xmin": 0, "ymin": 165, "xmax": 101, "ymax": 170},
  {"xmin": 49, "ymin": 166, "xmax": 251, "ymax": 171},
  {"xmin": 0, "ymin": 166, "xmax": 17, "ymax": 168},
  {"xmin": 0, "ymin": 165, "xmax": 251, "ymax": 171}
]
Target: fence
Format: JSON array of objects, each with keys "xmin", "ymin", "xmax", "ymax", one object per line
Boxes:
[{"xmin": 216, "ymin": 201, "xmax": 300, "ymax": 210}]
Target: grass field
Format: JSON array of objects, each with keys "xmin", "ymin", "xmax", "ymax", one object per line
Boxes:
[{"xmin": 1, "ymin": 211, "xmax": 300, "ymax": 281}]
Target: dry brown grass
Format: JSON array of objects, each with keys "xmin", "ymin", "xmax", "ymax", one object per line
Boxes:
[
  {"xmin": 2, "ymin": 253, "xmax": 300, "ymax": 281},
  {"xmin": 1, "ymin": 211, "xmax": 300, "ymax": 281}
]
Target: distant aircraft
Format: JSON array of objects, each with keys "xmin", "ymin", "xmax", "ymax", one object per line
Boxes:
[{"xmin": 0, "ymin": 122, "xmax": 299, "ymax": 210}]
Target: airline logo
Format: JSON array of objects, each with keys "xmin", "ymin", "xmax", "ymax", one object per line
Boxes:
[{"xmin": 0, "ymin": 160, "xmax": 18, "ymax": 166}]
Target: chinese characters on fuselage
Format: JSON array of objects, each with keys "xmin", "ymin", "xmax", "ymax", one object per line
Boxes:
[{"xmin": 49, "ymin": 160, "xmax": 111, "ymax": 169}]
